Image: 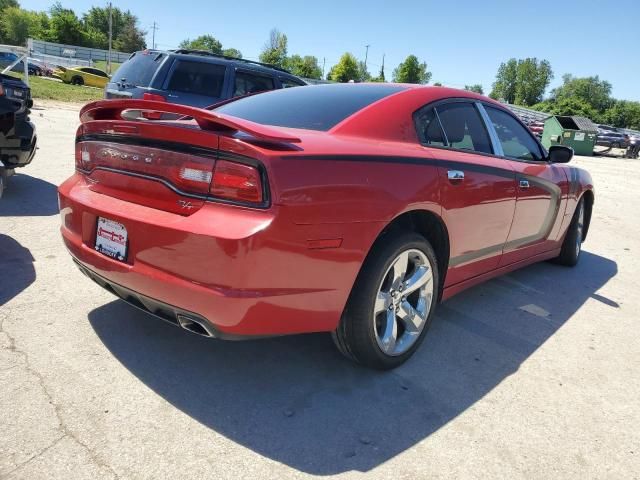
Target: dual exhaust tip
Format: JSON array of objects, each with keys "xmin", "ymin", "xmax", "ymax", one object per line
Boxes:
[{"xmin": 176, "ymin": 314, "xmax": 217, "ymax": 338}]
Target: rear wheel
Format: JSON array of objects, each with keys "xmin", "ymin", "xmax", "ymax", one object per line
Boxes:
[
  {"xmin": 554, "ymin": 198, "xmax": 585, "ymax": 266},
  {"xmin": 332, "ymin": 232, "xmax": 439, "ymax": 370},
  {"xmin": 71, "ymin": 76, "xmax": 84, "ymax": 86}
]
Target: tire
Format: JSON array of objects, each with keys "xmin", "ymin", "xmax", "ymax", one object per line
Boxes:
[
  {"xmin": 332, "ymin": 232, "xmax": 440, "ymax": 370},
  {"xmin": 612, "ymin": 142, "xmax": 620, "ymax": 149},
  {"xmin": 71, "ymin": 76, "xmax": 84, "ymax": 86},
  {"xmin": 554, "ymin": 198, "xmax": 585, "ymax": 267}
]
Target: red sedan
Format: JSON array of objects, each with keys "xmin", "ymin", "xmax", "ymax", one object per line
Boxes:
[{"xmin": 58, "ymin": 84, "xmax": 594, "ymax": 369}]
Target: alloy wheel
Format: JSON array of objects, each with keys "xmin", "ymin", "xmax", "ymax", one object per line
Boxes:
[{"xmin": 373, "ymin": 249, "xmax": 434, "ymax": 356}]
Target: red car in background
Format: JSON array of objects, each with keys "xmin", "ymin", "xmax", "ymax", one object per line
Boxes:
[{"xmin": 58, "ymin": 84, "xmax": 594, "ymax": 369}]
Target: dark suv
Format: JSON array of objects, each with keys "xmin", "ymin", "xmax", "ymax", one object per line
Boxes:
[
  {"xmin": 105, "ymin": 49, "xmax": 307, "ymax": 108},
  {"xmin": 596, "ymin": 124, "xmax": 630, "ymax": 149}
]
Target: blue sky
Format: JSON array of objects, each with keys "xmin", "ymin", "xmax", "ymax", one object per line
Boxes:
[{"xmin": 21, "ymin": 0, "xmax": 640, "ymax": 100}]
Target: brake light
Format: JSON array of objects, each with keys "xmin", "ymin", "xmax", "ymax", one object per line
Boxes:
[
  {"xmin": 142, "ymin": 93, "xmax": 165, "ymax": 119},
  {"xmin": 211, "ymin": 160, "xmax": 263, "ymax": 204},
  {"xmin": 143, "ymin": 93, "xmax": 165, "ymax": 102}
]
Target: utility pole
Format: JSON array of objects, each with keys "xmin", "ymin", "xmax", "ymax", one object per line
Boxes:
[
  {"xmin": 364, "ymin": 44, "xmax": 370, "ymax": 71},
  {"xmin": 151, "ymin": 22, "xmax": 159, "ymax": 50},
  {"xmin": 107, "ymin": 2, "xmax": 112, "ymax": 74},
  {"xmin": 381, "ymin": 53, "xmax": 385, "ymax": 80}
]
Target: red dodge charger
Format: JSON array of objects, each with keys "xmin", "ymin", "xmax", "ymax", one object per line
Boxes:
[{"xmin": 59, "ymin": 84, "xmax": 594, "ymax": 369}]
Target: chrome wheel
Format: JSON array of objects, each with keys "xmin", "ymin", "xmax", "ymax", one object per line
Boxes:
[
  {"xmin": 373, "ymin": 249, "xmax": 434, "ymax": 356},
  {"xmin": 575, "ymin": 202, "xmax": 584, "ymax": 257}
]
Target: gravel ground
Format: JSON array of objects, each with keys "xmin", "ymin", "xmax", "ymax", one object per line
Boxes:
[{"xmin": 1, "ymin": 102, "xmax": 638, "ymax": 479}]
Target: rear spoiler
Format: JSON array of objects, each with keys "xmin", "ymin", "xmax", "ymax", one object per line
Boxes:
[{"xmin": 79, "ymin": 99, "xmax": 302, "ymax": 144}]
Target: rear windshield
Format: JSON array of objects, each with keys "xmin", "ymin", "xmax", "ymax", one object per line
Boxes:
[
  {"xmin": 215, "ymin": 83, "xmax": 405, "ymax": 131},
  {"xmin": 111, "ymin": 51, "xmax": 165, "ymax": 87}
]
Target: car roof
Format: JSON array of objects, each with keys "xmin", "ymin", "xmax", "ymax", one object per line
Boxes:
[{"xmin": 137, "ymin": 49, "xmax": 302, "ymax": 81}]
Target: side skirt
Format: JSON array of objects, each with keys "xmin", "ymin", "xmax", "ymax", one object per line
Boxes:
[{"xmin": 441, "ymin": 248, "xmax": 562, "ymax": 301}]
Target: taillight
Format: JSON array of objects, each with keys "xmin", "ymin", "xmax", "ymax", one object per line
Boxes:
[
  {"xmin": 142, "ymin": 93, "xmax": 165, "ymax": 119},
  {"xmin": 210, "ymin": 160, "xmax": 263, "ymax": 204}
]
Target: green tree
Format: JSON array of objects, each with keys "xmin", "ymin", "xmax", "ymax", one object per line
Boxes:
[
  {"xmin": 514, "ymin": 58, "xmax": 553, "ymax": 105},
  {"xmin": 551, "ymin": 74, "xmax": 613, "ymax": 113},
  {"xmin": 286, "ymin": 54, "xmax": 322, "ymax": 79},
  {"xmin": 357, "ymin": 61, "xmax": 371, "ymax": 82},
  {"xmin": 222, "ymin": 48, "xmax": 242, "ymax": 58},
  {"xmin": 82, "ymin": 7, "xmax": 145, "ymax": 51},
  {"xmin": 489, "ymin": 58, "xmax": 518, "ymax": 102},
  {"xmin": 464, "ymin": 84, "xmax": 484, "ymax": 94},
  {"xmin": 602, "ymin": 100, "xmax": 640, "ymax": 130},
  {"xmin": 259, "ymin": 28, "xmax": 288, "ymax": 68},
  {"xmin": 47, "ymin": 3, "xmax": 84, "ymax": 45},
  {"xmin": 532, "ymin": 97, "xmax": 599, "ymax": 121},
  {"xmin": 433, "ymin": 82, "xmax": 443, "ymax": 86},
  {"xmin": 179, "ymin": 34, "xmax": 222, "ymax": 54},
  {"xmin": 392, "ymin": 55, "xmax": 431, "ymax": 84},
  {"xmin": 327, "ymin": 53, "xmax": 359, "ymax": 82},
  {"xmin": 0, "ymin": 7, "xmax": 46, "ymax": 45}
]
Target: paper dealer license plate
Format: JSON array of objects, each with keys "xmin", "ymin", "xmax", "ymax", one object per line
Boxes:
[{"xmin": 95, "ymin": 217, "xmax": 128, "ymax": 262}]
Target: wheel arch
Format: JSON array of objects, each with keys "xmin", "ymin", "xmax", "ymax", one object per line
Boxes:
[{"xmin": 362, "ymin": 209, "xmax": 450, "ymax": 302}]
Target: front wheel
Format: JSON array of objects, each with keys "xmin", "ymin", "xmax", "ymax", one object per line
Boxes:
[
  {"xmin": 553, "ymin": 198, "xmax": 585, "ymax": 266},
  {"xmin": 333, "ymin": 232, "xmax": 440, "ymax": 370}
]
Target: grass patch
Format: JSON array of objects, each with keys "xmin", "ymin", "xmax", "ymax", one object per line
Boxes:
[
  {"xmin": 94, "ymin": 60, "xmax": 122, "ymax": 74},
  {"xmin": 7, "ymin": 73, "xmax": 104, "ymax": 103}
]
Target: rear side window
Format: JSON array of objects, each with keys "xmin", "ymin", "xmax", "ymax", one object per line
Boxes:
[
  {"xmin": 233, "ymin": 71, "xmax": 275, "ymax": 97},
  {"xmin": 111, "ymin": 51, "xmax": 166, "ymax": 87},
  {"xmin": 415, "ymin": 102, "xmax": 493, "ymax": 154},
  {"xmin": 216, "ymin": 83, "xmax": 405, "ymax": 131},
  {"xmin": 484, "ymin": 106, "xmax": 544, "ymax": 161},
  {"xmin": 167, "ymin": 61, "xmax": 226, "ymax": 97}
]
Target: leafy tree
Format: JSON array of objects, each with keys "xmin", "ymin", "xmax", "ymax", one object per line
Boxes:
[
  {"xmin": 82, "ymin": 7, "xmax": 146, "ymax": 52},
  {"xmin": 392, "ymin": 55, "xmax": 431, "ymax": 84},
  {"xmin": 514, "ymin": 58, "xmax": 553, "ymax": 105},
  {"xmin": 222, "ymin": 48, "xmax": 242, "ymax": 58},
  {"xmin": 433, "ymin": 82, "xmax": 443, "ymax": 86},
  {"xmin": 179, "ymin": 34, "xmax": 222, "ymax": 54},
  {"xmin": 602, "ymin": 100, "xmax": 640, "ymax": 130},
  {"xmin": 490, "ymin": 58, "xmax": 552, "ymax": 105},
  {"xmin": 327, "ymin": 53, "xmax": 359, "ymax": 82},
  {"xmin": 464, "ymin": 84, "xmax": 484, "ymax": 94},
  {"xmin": 551, "ymin": 74, "xmax": 613, "ymax": 113},
  {"xmin": 0, "ymin": 7, "xmax": 46, "ymax": 45},
  {"xmin": 47, "ymin": 3, "xmax": 84, "ymax": 45},
  {"xmin": 259, "ymin": 28, "xmax": 287, "ymax": 68},
  {"xmin": 489, "ymin": 58, "xmax": 518, "ymax": 103},
  {"xmin": 532, "ymin": 97, "xmax": 599, "ymax": 121},
  {"xmin": 286, "ymin": 54, "xmax": 322, "ymax": 79},
  {"xmin": 0, "ymin": 0, "xmax": 19, "ymax": 11},
  {"xmin": 357, "ymin": 61, "xmax": 371, "ymax": 82}
]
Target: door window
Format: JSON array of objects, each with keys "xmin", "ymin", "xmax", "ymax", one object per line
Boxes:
[
  {"xmin": 415, "ymin": 102, "xmax": 493, "ymax": 154},
  {"xmin": 167, "ymin": 61, "xmax": 226, "ymax": 97},
  {"xmin": 484, "ymin": 106, "xmax": 544, "ymax": 161},
  {"xmin": 233, "ymin": 71, "xmax": 275, "ymax": 97},
  {"xmin": 280, "ymin": 78, "xmax": 305, "ymax": 88}
]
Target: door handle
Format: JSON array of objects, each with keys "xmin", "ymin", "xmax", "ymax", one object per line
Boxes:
[
  {"xmin": 448, "ymin": 170, "xmax": 464, "ymax": 183},
  {"xmin": 519, "ymin": 179, "xmax": 530, "ymax": 189}
]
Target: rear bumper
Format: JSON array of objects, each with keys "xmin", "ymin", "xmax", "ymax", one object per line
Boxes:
[{"xmin": 58, "ymin": 173, "xmax": 360, "ymax": 337}]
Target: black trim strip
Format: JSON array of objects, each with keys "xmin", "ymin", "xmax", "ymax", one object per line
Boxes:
[{"xmin": 77, "ymin": 133, "xmax": 218, "ymax": 159}]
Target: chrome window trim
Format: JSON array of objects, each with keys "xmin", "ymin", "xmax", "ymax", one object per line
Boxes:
[{"xmin": 476, "ymin": 102, "xmax": 504, "ymax": 157}]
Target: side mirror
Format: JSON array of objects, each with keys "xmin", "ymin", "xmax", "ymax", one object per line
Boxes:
[{"xmin": 548, "ymin": 145, "xmax": 573, "ymax": 163}]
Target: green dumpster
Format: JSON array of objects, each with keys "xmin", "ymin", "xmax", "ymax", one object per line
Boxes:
[{"xmin": 541, "ymin": 115, "xmax": 598, "ymax": 156}]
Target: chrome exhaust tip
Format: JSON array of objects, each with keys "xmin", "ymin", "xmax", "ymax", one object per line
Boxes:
[{"xmin": 176, "ymin": 314, "xmax": 215, "ymax": 338}]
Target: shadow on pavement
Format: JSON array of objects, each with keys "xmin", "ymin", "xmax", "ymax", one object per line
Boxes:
[
  {"xmin": 0, "ymin": 234, "xmax": 35, "ymax": 306},
  {"xmin": 0, "ymin": 173, "xmax": 59, "ymax": 217},
  {"xmin": 89, "ymin": 251, "xmax": 617, "ymax": 475}
]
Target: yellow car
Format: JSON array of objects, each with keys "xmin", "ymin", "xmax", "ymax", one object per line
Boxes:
[{"xmin": 54, "ymin": 66, "xmax": 110, "ymax": 88}]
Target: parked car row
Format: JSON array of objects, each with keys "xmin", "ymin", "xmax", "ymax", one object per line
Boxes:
[{"xmin": 0, "ymin": 51, "xmax": 53, "ymax": 77}]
